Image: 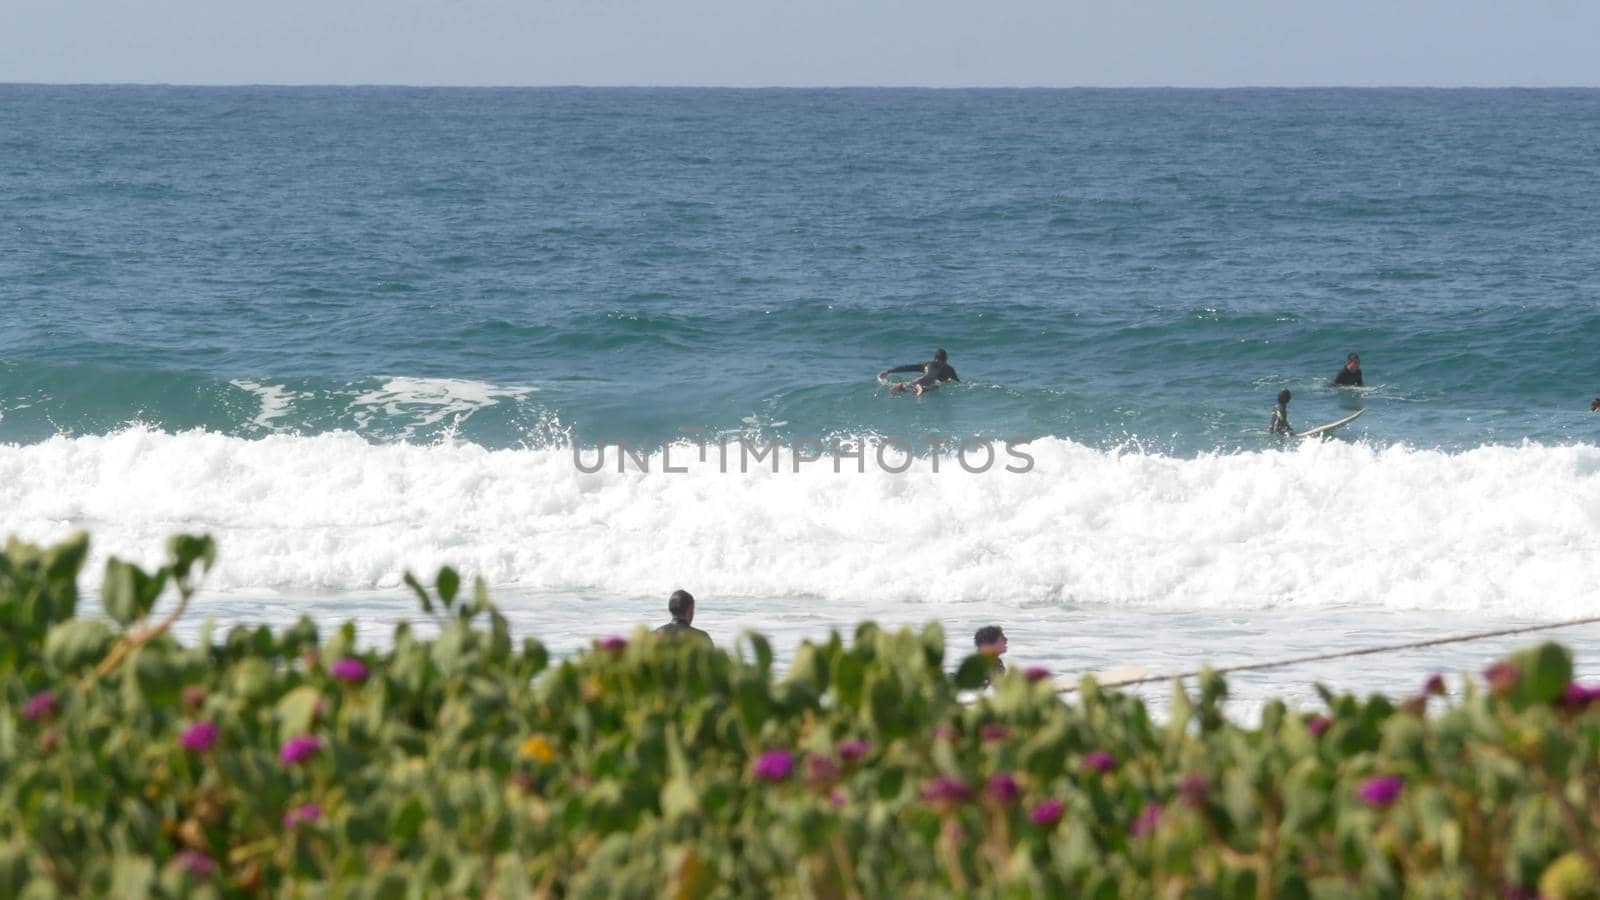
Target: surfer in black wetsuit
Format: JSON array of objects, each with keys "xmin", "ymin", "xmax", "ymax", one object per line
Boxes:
[
  {"xmin": 655, "ymin": 589, "xmax": 711, "ymax": 643},
  {"xmin": 879, "ymin": 348, "xmax": 959, "ymax": 385},
  {"xmin": 1269, "ymin": 389, "xmax": 1295, "ymax": 436},
  {"xmin": 1332, "ymin": 353, "xmax": 1364, "ymax": 387},
  {"xmin": 1591, "ymin": 398, "xmax": 1599, "ymax": 413}
]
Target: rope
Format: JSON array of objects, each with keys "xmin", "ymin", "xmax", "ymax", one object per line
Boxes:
[{"xmin": 1054, "ymin": 613, "xmax": 1600, "ymax": 694}]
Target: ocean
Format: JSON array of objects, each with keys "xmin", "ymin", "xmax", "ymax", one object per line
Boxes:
[{"xmin": 3, "ymin": 86, "xmax": 1598, "ymax": 713}]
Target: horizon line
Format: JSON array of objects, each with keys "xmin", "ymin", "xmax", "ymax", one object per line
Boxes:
[{"xmin": 4, "ymin": 81, "xmax": 1599, "ymax": 91}]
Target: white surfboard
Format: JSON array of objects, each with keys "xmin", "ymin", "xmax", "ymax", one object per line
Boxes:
[{"xmin": 1297, "ymin": 407, "xmax": 1365, "ymax": 439}]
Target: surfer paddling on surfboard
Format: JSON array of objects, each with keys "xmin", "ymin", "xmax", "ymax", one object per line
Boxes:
[
  {"xmin": 879, "ymin": 348, "xmax": 959, "ymax": 389},
  {"xmin": 1269, "ymin": 389, "xmax": 1295, "ymax": 436},
  {"xmin": 888, "ymin": 362, "xmax": 943, "ymax": 396}
]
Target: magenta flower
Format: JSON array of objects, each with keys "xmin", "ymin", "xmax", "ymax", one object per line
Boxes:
[
  {"xmin": 23, "ymin": 690, "xmax": 57, "ymax": 723},
  {"xmin": 804, "ymin": 753, "xmax": 840, "ymax": 788},
  {"xmin": 1423, "ymin": 674, "xmax": 1446, "ymax": 697},
  {"xmin": 331, "ymin": 658, "xmax": 368, "ymax": 684},
  {"xmin": 1082, "ymin": 751, "xmax": 1116, "ymax": 774},
  {"xmin": 179, "ymin": 721, "xmax": 220, "ymax": 753},
  {"xmin": 985, "ymin": 772, "xmax": 1020, "ymax": 805},
  {"xmin": 1024, "ymin": 667, "xmax": 1052, "ymax": 683},
  {"xmin": 279, "ymin": 735, "xmax": 322, "ymax": 766},
  {"xmin": 597, "ymin": 636, "xmax": 627, "ymax": 654},
  {"xmin": 1178, "ymin": 773, "xmax": 1209, "ymax": 808},
  {"xmin": 752, "ymin": 750, "xmax": 794, "ymax": 782},
  {"xmin": 836, "ymin": 739, "xmax": 870, "ymax": 764},
  {"xmin": 1030, "ymin": 799, "xmax": 1065, "ymax": 828},
  {"xmin": 1560, "ymin": 682, "xmax": 1600, "ymax": 709},
  {"xmin": 1131, "ymin": 803, "xmax": 1163, "ymax": 837},
  {"xmin": 1357, "ymin": 775, "xmax": 1404, "ymax": 809},
  {"xmin": 979, "ymin": 722, "xmax": 1011, "ymax": 743},
  {"xmin": 1306, "ymin": 714, "xmax": 1330, "ymax": 738},
  {"xmin": 830, "ymin": 791, "xmax": 846, "ymax": 809},
  {"xmin": 282, "ymin": 803, "xmax": 321, "ymax": 830},
  {"xmin": 169, "ymin": 850, "xmax": 215, "ymax": 879},
  {"xmin": 921, "ymin": 777, "xmax": 973, "ymax": 807},
  {"xmin": 1484, "ymin": 661, "xmax": 1520, "ymax": 696}
]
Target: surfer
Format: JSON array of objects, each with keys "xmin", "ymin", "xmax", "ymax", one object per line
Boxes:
[
  {"xmin": 888, "ymin": 362, "xmax": 942, "ymax": 396},
  {"xmin": 1332, "ymin": 353, "xmax": 1364, "ymax": 387},
  {"xmin": 1269, "ymin": 389, "xmax": 1295, "ymax": 436},
  {"xmin": 1591, "ymin": 398, "xmax": 1600, "ymax": 412},
  {"xmin": 974, "ymin": 625, "xmax": 1007, "ymax": 685},
  {"xmin": 655, "ymin": 589, "xmax": 711, "ymax": 643},
  {"xmin": 879, "ymin": 348, "xmax": 959, "ymax": 385}
]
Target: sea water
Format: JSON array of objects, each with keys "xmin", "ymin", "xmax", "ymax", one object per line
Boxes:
[{"xmin": 3, "ymin": 86, "xmax": 1599, "ymax": 714}]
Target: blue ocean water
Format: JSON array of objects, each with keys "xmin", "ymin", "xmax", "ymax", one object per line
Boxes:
[
  {"xmin": 4, "ymin": 87, "xmax": 1600, "ymax": 710},
  {"xmin": 4, "ymin": 86, "xmax": 1598, "ymax": 453}
]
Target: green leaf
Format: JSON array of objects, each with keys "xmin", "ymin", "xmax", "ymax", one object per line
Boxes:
[
  {"xmin": 43, "ymin": 619, "xmax": 116, "ymax": 673},
  {"xmin": 1513, "ymin": 642, "xmax": 1572, "ymax": 707},
  {"xmin": 404, "ymin": 571, "xmax": 434, "ymax": 616},
  {"xmin": 437, "ymin": 567, "xmax": 460, "ymax": 608},
  {"xmin": 390, "ymin": 796, "xmax": 429, "ymax": 844},
  {"xmin": 954, "ymin": 654, "xmax": 992, "ymax": 691}
]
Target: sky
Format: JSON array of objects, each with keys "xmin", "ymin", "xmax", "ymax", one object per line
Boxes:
[{"xmin": 3, "ymin": 0, "xmax": 1599, "ymax": 87}]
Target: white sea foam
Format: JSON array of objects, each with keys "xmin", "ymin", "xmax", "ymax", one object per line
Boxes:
[
  {"xmin": 347, "ymin": 377, "xmax": 538, "ymax": 438},
  {"xmin": 2, "ymin": 427, "xmax": 1598, "ymax": 619},
  {"xmin": 229, "ymin": 380, "xmax": 299, "ymax": 431}
]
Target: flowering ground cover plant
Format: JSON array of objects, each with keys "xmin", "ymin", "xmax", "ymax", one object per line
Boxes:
[{"xmin": 3, "ymin": 533, "xmax": 1600, "ymax": 898}]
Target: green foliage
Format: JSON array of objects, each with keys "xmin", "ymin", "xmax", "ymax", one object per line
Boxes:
[{"xmin": 3, "ymin": 533, "xmax": 1600, "ymax": 897}]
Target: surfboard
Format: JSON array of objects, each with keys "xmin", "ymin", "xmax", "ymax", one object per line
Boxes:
[{"xmin": 1297, "ymin": 407, "xmax": 1365, "ymax": 439}]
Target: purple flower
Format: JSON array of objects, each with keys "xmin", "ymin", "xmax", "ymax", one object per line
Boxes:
[
  {"xmin": 279, "ymin": 735, "xmax": 322, "ymax": 767},
  {"xmin": 23, "ymin": 690, "xmax": 57, "ymax": 723},
  {"xmin": 1178, "ymin": 773, "xmax": 1209, "ymax": 808},
  {"xmin": 330, "ymin": 658, "xmax": 368, "ymax": 684},
  {"xmin": 1306, "ymin": 715, "xmax": 1330, "ymax": 738},
  {"xmin": 1030, "ymin": 799, "xmax": 1065, "ymax": 828},
  {"xmin": 1082, "ymin": 751, "xmax": 1116, "ymax": 774},
  {"xmin": 282, "ymin": 803, "xmax": 321, "ymax": 830},
  {"xmin": 1024, "ymin": 667, "xmax": 1052, "ymax": 683},
  {"xmin": 830, "ymin": 791, "xmax": 846, "ymax": 809},
  {"xmin": 985, "ymin": 772, "xmax": 1020, "ymax": 805},
  {"xmin": 597, "ymin": 636, "xmax": 627, "ymax": 655},
  {"xmin": 752, "ymin": 750, "xmax": 793, "ymax": 782},
  {"xmin": 804, "ymin": 753, "xmax": 840, "ymax": 789},
  {"xmin": 1131, "ymin": 803, "xmax": 1163, "ymax": 837},
  {"xmin": 921, "ymin": 777, "xmax": 973, "ymax": 807},
  {"xmin": 979, "ymin": 723, "xmax": 1011, "ymax": 743},
  {"xmin": 1357, "ymin": 775, "xmax": 1404, "ymax": 809},
  {"xmin": 836, "ymin": 739, "xmax": 870, "ymax": 764},
  {"xmin": 179, "ymin": 721, "xmax": 220, "ymax": 753},
  {"xmin": 1423, "ymin": 674, "xmax": 1446, "ymax": 697},
  {"xmin": 170, "ymin": 851, "xmax": 215, "ymax": 879},
  {"xmin": 1484, "ymin": 661, "xmax": 1520, "ymax": 696},
  {"xmin": 1560, "ymin": 682, "xmax": 1600, "ymax": 709}
]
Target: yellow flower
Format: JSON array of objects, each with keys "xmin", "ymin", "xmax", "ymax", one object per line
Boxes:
[{"xmin": 519, "ymin": 735, "xmax": 556, "ymax": 764}]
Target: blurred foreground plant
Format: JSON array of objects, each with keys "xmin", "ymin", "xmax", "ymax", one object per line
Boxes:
[{"xmin": 3, "ymin": 533, "xmax": 1600, "ymax": 898}]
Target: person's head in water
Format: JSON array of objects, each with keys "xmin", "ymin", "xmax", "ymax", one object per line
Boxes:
[
  {"xmin": 1592, "ymin": 398, "xmax": 1600, "ymax": 412},
  {"xmin": 1345, "ymin": 353, "xmax": 1361, "ymax": 371},
  {"xmin": 933, "ymin": 348, "xmax": 948, "ymax": 364},
  {"xmin": 668, "ymin": 589, "xmax": 695, "ymax": 624},
  {"xmin": 974, "ymin": 625, "xmax": 1007, "ymax": 656},
  {"xmin": 1277, "ymin": 389, "xmax": 1291, "ymax": 406}
]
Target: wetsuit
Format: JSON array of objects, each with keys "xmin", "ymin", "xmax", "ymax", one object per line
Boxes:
[
  {"xmin": 656, "ymin": 619, "xmax": 712, "ymax": 643},
  {"xmin": 1269, "ymin": 404, "xmax": 1294, "ymax": 436},
  {"xmin": 885, "ymin": 361, "xmax": 959, "ymax": 383},
  {"xmin": 1332, "ymin": 367, "xmax": 1364, "ymax": 387}
]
